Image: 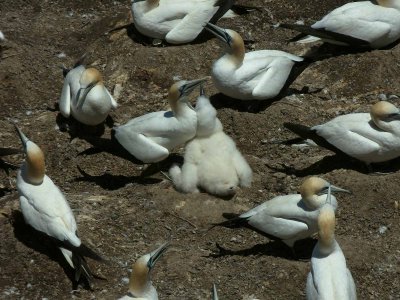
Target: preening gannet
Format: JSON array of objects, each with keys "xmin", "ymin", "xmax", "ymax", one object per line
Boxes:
[
  {"xmin": 131, "ymin": 0, "xmax": 234, "ymax": 44},
  {"xmin": 119, "ymin": 242, "xmax": 169, "ymax": 300},
  {"xmin": 213, "ymin": 177, "xmax": 350, "ymax": 249},
  {"xmin": 285, "ymin": 101, "xmax": 400, "ymax": 164},
  {"xmin": 306, "ymin": 201, "xmax": 357, "ymax": 299},
  {"xmin": 169, "ymin": 87, "xmax": 252, "ymax": 196},
  {"xmin": 280, "ymin": 0, "xmax": 400, "ymax": 49},
  {"xmin": 15, "ymin": 126, "xmax": 102, "ymax": 284},
  {"xmin": 59, "ymin": 59, "xmax": 117, "ymax": 126},
  {"xmin": 114, "ymin": 78, "xmax": 205, "ymax": 163},
  {"xmin": 204, "ymin": 23, "xmax": 306, "ymax": 101}
]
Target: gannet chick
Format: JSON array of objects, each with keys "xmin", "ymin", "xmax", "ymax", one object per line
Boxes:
[
  {"xmin": 306, "ymin": 200, "xmax": 357, "ymax": 299},
  {"xmin": 119, "ymin": 242, "xmax": 169, "ymax": 300},
  {"xmin": 213, "ymin": 177, "xmax": 350, "ymax": 249},
  {"xmin": 285, "ymin": 101, "xmax": 400, "ymax": 164},
  {"xmin": 114, "ymin": 78, "xmax": 206, "ymax": 163},
  {"xmin": 59, "ymin": 59, "xmax": 117, "ymax": 126},
  {"xmin": 280, "ymin": 1, "xmax": 400, "ymax": 49},
  {"xmin": 169, "ymin": 87, "xmax": 252, "ymax": 196},
  {"xmin": 131, "ymin": 0, "xmax": 234, "ymax": 44},
  {"xmin": 15, "ymin": 126, "xmax": 103, "ymax": 284},
  {"xmin": 204, "ymin": 23, "xmax": 306, "ymax": 100}
]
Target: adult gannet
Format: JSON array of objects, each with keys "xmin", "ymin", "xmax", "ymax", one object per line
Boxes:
[
  {"xmin": 119, "ymin": 242, "xmax": 169, "ymax": 300},
  {"xmin": 204, "ymin": 23, "xmax": 307, "ymax": 101},
  {"xmin": 15, "ymin": 126, "xmax": 102, "ymax": 284},
  {"xmin": 131, "ymin": 0, "xmax": 234, "ymax": 44},
  {"xmin": 59, "ymin": 59, "xmax": 117, "ymax": 126},
  {"xmin": 284, "ymin": 101, "xmax": 400, "ymax": 164},
  {"xmin": 213, "ymin": 177, "xmax": 349, "ymax": 249},
  {"xmin": 169, "ymin": 87, "xmax": 252, "ymax": 196},
  {"xmin": 114, "ymin": 78, "xmax": 205, "ymax": 163},
  {"xmin": 280, "ymin": 1, "xmax": 400, "ymax": 49},
  {"xmin": 306, "ymin": 199, "xmax": 357, "ymax": 299}
]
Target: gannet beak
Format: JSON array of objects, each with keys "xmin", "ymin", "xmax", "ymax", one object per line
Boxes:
[
  {"xmin": 14, "ymin": 125, "xmax": 30, "ymax": 150},
  {"xmin": 204, "ymin": 23, "xmax": 231, "ymax": 45},
  {"xmin": 132, "ymin": 0, "xmax": 146, "ymax": 2},
  {"xmin": 147, "ymin": 241, "xmax": 169, "ymax": 270},
  {"xmin": 199, "ymin": 84, "xmax": 205, "ymax": 97},
  {"xmin": 325, "ymin": 185, "xmax": 332, "ymax": 204},
  {"xmin": 180, "ymin": 78, "xmax": 207, "ymax": 97},
  {"xmin": 76, "ymin": 80, "xmax": 99, "ymax": 108},
  {"xmin": 318, "ymin": 184, "xmax": 350, "ymax": 195},
  {"xmin": 386, "ymin": 112, "xmax": 400, "ymax": 121}
]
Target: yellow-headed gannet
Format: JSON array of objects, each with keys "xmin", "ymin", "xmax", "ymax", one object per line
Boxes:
[
  {"xmin": 204, "ymin": 23, "xmax": 307, "ymax": 101},
  {"xmin": 15, "ymin": 126, "xmax": 103, "ymax": 284},
  {"xmin": 280, "ymin": 1, "xmax": 400, "ymax": 49},
  {"xmin": 119, "ymin": 242, "xmax": 169, "ymax": 300},
  {"xmin": 114, "ymin": 78, "xmax": 206, "ymax": 163},
  {"xmin": 59, "ymin": 59, "xmax": 117, "ymax": 126},
  {"xmin": 169, "ymin": 86, "xmax": 252, "ymax": 196},
  {"xmin": 285, "ymin": 101, "xmax": 400, "ymax": 164},
  {"xmin": 213, "ymin": 177, "xmax": 349, "ymax": 249}
]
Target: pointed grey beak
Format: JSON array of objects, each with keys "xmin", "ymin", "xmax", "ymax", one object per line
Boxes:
[
  {"xmin": 180, "ymin": 78, "xmax": 207, "ymax": 98},
  {"xmin": 212, "ymin": 283, "xmax": 219, "ymax": 300},
  {"xmin": 325, "ymin": 184, "xmax": 332, "ymax": 204},
  {"xmin": 199, "ymin": 84, "xmax": 205, "ymax": 97},
  {"xmin": 14, "ymin": 125, "xmax": 29, "ymax": 150},
  {"xmin": 147, "ymin": 241, "xmax": 169, "ymax": 269},
  {"xmin": 204, "ymin": 22, "xmax": 231, "ymax": 45},
  {"xmin": 76, "ymin": 81, "xmax": 98, "ymax": 108},
  {"xmin": 386, "ymin": 112, "xmax": 400, "ymax": 122},
  {"xmin": 330, "ymin": 185, "xmax": 351, "ymax": 194}
]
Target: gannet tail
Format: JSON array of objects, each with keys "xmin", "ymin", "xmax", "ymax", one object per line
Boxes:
[{"xmin": 210, "ymin": 213, "xmax": 248, "ymax": 230}]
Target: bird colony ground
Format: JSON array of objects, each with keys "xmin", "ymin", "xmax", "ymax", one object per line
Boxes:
[{"xmin": 0, "ymin": 0, "xmax": 400, "ymax": 299}]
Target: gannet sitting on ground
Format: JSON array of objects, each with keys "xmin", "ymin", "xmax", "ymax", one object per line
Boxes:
[
  {"xmin": 213, "ymin": 177, "xmax": 350, "ymax": 250},
  {"xmin": 204, "ymin": 23, "xmax": 307, "ymax": 101},
  {"xmin": 15, "ymin": 126, "xmax": 103, "ymax": 284},
  {"xmin": 169, "ymin": 87, "xmax": 252, "ymax": 196},
  {"xmin": 59, "ymin": 58, "xmax": 117, "ymax": 126},
  {"xmin": 119, "ymin": 242, "xmax": 169, "ymax": 300},
  {"xmin": 284, "ymin": 101, "xmax": 400, "ymax": 164},
  {"xmin": 280, "ymin": 1, "xmax": 400, "ymax": 49},
  {"xmin": 114, "ymin": 78, "xmax": 205, "ymax": 163}
]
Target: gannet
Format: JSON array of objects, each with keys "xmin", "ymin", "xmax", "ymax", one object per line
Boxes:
[
  {"xmin": 15, "ymin": 126, "xmax": 102, "ymax": 284},
  {"xmin": 213, "ymin": 177, "xmax": 350, "ymax": 249},
  {"xmin": 59, "ymin": 59, "xmax": 117, "ymax": 126},
  {"xmin": 284, "ymin": 101, "xmax": 400, "ymax": 164},
  {"xmin": 306, "ymin": 198, "xmax": 357, "ymax": 299},
  {"xmin": 119, "ymin": 242, "xmax": 169, "ymax": 300},
  {"xmin": 169, "ymin": 87, "xmax": 252, "ymax": 196},
  {"xmin": 280, "ymin": 1, "xmax": 400, "ymax": 49},
  {"xmin": 131, "ymin": 0, "xmax": 234, "ymax": 44},
  {"xmin": 204, "ymin": 23, "xmax": 306, "ymax": 101},
  {"xmin": 114, "ymin": 78, "xmax": 205, "ymax": 163}
]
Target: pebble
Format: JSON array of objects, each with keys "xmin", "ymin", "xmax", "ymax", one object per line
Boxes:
[
  {"xmin": 113, "ymin": 83, "xmax": 123, "ymax": 100},
  {"xmin": 121, "ymin": 277, "xmax": 129, "ymax": 285},
  {"xmin": 378, "ymin": 225, "xmax": 388, "ymax": 235},
  {"xmin": 56, "ymin": 52, "xmax": 66, "ymax": 58},
  {"xmin": 0, "ymin": 31, "xmax": 5, "ymax": 42},
  {"xmin": 378, "ymin": 94, "xmax": 387, "ymax": 101}
]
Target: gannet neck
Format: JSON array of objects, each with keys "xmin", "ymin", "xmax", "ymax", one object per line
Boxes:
[
  {"xmin": 223, "ymin": 29, "xmax": 245, "ymax": 67},
  {"xmin": 377, "ymin": 0, "xmax": 400, "ymax": 10},
  {"xmin": 317, "ymin": 204, "xmax": 336, "ymax": 255},
  {"xmin": 300, "ymin": 177, "xmax": 329, "ymax": 210},
  {"xmin": 23, "ymin": 141, "xmax": 46, "ymax": 185},
  {"xmin": 370, "ymin": 101, "xmax": 400, "ymax": 132},
  {"xmin": 80, "ymin": 68, "xmax": 103, "ymax": 87},
  {"xmin": 128, "ymin": 255, "xmax": 152, "ymax": 297},
  {"xmin": 168, "ymin": 87, "xmax": 188, "ymax": 117}
]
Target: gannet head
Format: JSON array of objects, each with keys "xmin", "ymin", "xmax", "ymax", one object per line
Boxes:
[
  {"xmin": 168, "ymin": 78, "xmax": 207, "ymax": 113},
  {"xmin": 76, "ymin": 68, "xmax": 104, "ymax": 107},
  {"xmin": 376, "ymin": 0, "xmax": 400, "ymax": 10},
  {"xmin": 204, "ymin": 23, "xmax": 245, "ymax": 66},
  {"xmin": 299, "ymin": 177, "xmax": 350, "ymax": 210},
  {"xmin": 317, "ymin": 202, "xmax": 336, "ymax": 256},
  {"xmin": 127, "ymin": 242, "xmax": 169, "ymax": 298},
  {"xmin": 370, "ymin": 101, "xmax": 400, "ymax": 131},
  {"xmin": 15, "ymin": 125, "xmax": 45, "ymax": 185}
]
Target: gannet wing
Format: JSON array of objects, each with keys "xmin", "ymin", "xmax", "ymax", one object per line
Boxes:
[
  {"xmin": 105, "ymin": 88, "xmax": 118, "ymax": 108},
  {"xmin": 306, "ymin": 272, "xmax": 319, "ymax": 299},
  {"xmin": 59, "ymin": 79, "xmax": 71, "ymax": 118},
  {"xmin": 232, "ymin": 149, "xmax": 252, "ymax": 187}
]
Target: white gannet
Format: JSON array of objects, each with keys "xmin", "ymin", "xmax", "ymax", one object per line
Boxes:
[
  {"xmin": 213, "ymin": 177, "xmax": 350, "ymax": 249},
  {"xmin": 59, "ymin": 59, "xmax": 117, "ymax": 126},
  {"xmin": 169, "ymin": 86, "xmax": 252, "ymax": 196},
  {"xmin": 204, "ymin": 23, "xmax": 306, "ymax": 101},
  {"xmin": 306, "ymin": 196, "xmax": 357, "ymax": 299},
  {"xmin": 280, "ymin": 1, "xmax": 400, "ymax": 49},
  {"xmin": 119, "ymin": 242, "xmax": 169, "ymax": 300},
  {"xmin": 131, "ymin": 0, "xmax": 234, "ymax": 44},
  {"xmin": 114, "ymin": 78, "xmax": 205, "ymax": 163},
  {"xmin": 15, "ymin": 126, "xmax": 102, "ymax": 283},
  {"xmin": 284, "ymin": 101, "xmax": 400, "ymax": 164}
]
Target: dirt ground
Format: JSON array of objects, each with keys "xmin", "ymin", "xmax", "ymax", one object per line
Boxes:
[{"xmin": 0, "ymin": 0, "xmax": 399, "ymax": 299}]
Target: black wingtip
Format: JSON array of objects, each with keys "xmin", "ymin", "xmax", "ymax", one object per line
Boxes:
[
  {"xmin": 210, "ymin": 213, "xmax": 248, "ymax": 230},
  {"xmin": 78, "ymin": 243, "xmax": 105, "ymax": 262}
]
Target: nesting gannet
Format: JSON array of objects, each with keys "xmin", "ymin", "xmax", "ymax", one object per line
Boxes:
[
  {"xmin": 59, "ymin": 59, "xmax": 117, "ymax": 126},
  {"xmin": 114, "ymin": 78, "xmax": 205, "ymax": 163},
  {"xmin": 169, "ymin": 87, "xmax": 252, "ymax": 196},
  {"xmin": 131, "ymin": 0, "xmax": 234, "ymax": 44},
  {"xmin": 306, "ymin": 197, "xmax": 357, "ymax": 299},
  {"xmin": 119, "ymin": 242, "xmax": 169, "ymax": 300},
  {"xmin": 204, "ymin": 23, "xmax": 307, "ymax": 101},
  {"xmin": 15, "ymin": 126, "xmax": 102, "ymax": 283},
  {"xmin": 285, "ymin": 101, "xmax": 400, "ymax": 164},
  {"xmin": 213, "ymin": 177, "xmax": 350, "ymax": 249},
  {"xmin": 280, "ymin": 1, "xmax": 400, "ymax": 49}
]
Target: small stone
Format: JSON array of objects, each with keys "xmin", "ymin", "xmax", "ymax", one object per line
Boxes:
[
  {"xmin": 378, "ymin": 225, "xmax": 388, "ymax": 235},
  {"xmin": 121, "ymin": 277, "xmax": 129, "ymax": 285},
  {"xmin": 57, "ymin": 52, "xmax": 66, "ymax": 58},
  {"xmin": 113, "ymin": 83, "xmax": 123, "ymax": 100},
  {"xmin": 378, "ymin": 94, "xmax": 387, "ymax": 101}
]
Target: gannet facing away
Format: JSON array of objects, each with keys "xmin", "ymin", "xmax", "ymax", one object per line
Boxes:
[
  {"xmin": 169, "ymin": 87, "xmax": 252, "ymax": 196},
  {"xmin": 15, "ymin": 126, "xmax": 103, "ymax": 284},
  {"xmin": 306, "ymin": 202, "xmax": 357, "ymax": 299},
  {"xmin": 213, "ymin": 177, "xmax": 350, "ymax": 249},
  {"xmin": 114, "ymin": 78, "xmax": 206, "ymax": 163},
  {"xmin": 204, "ymin": 23, "xmax": 307, "ymax": 101},
  {"xmin": 119, "ymin": 242, "xmax": 169, "ymax": 300},
  {"xmin": 280, "ymin": 1, "xmax": 400, "ymax": 49},
  {"xmin": 284, "ymin": 101, "xmax": 400, "ymax": 164},
  {"xmin": 59, "ymin": 59, "xmax": 117, "ymax": 126}
]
